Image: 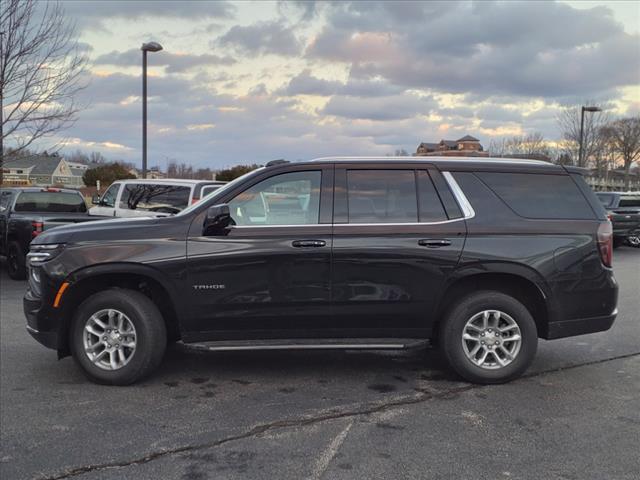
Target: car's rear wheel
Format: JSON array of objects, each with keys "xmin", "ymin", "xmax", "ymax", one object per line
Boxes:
[
  {"xmin": 626, "ymin": 235, "xmax": 640, "ymax": 248},
  {"xmin": 439, "ymin": 290, "xmax": 537, "ymax": 384},
  {"xmin": 70, "ymin": 289, "xmax": 166, "ymax": 385},
  {"xmin": 7, "ymin": 241, "xmax": 26, "ymax": 280}
]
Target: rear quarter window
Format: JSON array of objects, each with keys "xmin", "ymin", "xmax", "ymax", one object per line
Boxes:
[
  {"xmin": 619, "ymin": 196, "xmax": 640, "ymax": 208},
  {"xmin": 476, "ymin": 172, "xmax": 595, "ymax": 220}
]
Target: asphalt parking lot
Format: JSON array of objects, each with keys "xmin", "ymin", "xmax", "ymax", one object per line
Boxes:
[{"xmin": 1, "ymin": 248, "xmax": 639, "ymax": 480}]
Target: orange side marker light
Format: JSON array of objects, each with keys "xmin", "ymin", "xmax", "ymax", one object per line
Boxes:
[{"xmin": 53, "ymin": 282, "xmax": 70, "ymax": 308}]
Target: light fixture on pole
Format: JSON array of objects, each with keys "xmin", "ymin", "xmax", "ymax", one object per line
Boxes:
[
  {"xmin": 578, "ymin": 105, "xmax": 601, "ymax": 167},
  {"xmin": 141, "ymin": 41, "xmax": 163, "ymax": 179}
]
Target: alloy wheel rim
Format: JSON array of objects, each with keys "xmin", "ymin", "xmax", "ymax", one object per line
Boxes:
[
  {"xmin": 628, "ymin": 236, "xmax": 640, "ymax": 247},
  {"xmin": 83, "ymin": 309, "xmax": 137, "ymax": 371},
  {"xmin": 461, "ymin": 310, "xmax": 522, "ymax": 370}
]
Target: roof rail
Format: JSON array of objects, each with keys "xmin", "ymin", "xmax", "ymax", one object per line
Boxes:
[{"xmin": 265, "ymin": 159, "xmax": 288, "ymax": 167}]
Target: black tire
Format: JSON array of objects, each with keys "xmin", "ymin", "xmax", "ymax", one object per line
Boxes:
[
  {"xmin": 439, "ymin": 290, "xmax": 537, "ymax": 384},
  {"xmin": 613, "ymin": 237, "xmax": 624, "ymax": 249},
  {"xmin": 626, "ymin": 235, "xmax": 640, "ymax": 248},
  {"xmin": 7, "ymin": 241, "xmax": 27, "ymax": 280},
  {"xmin": 70, "ymin": 289, "xmax": 167, "ymax": 385}
]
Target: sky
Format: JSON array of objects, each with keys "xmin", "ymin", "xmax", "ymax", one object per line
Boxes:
[{"xmin": 35, "ymin": 1, "xmax": 640, "ymax": 169}]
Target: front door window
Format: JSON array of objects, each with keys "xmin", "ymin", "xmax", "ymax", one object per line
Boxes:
[{"xmin": 229, "ymin": 171, "xmax": 321, "ymax": 226}]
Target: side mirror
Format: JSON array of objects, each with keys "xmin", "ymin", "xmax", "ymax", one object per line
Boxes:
[
  {"xmin": 204, "ymin": 203, "xmax": 231, "ymax": 234},
  {"xmin": 91, "ymin": 194, "xmax": 101, "ymax": 205}
]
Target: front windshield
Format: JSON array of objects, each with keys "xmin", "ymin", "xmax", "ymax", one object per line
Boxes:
[{"xmin": 176, "ymin": 167, "xmax": 265, "ymax": 216}]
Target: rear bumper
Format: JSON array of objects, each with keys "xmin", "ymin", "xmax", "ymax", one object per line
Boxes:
[
  {"xmin": 546, "ymin": 309, "xmax": 617, "ymax": 339},
  {"xmin": 611, "ymin": 221, "xmax": 640, "ymax": 237}
]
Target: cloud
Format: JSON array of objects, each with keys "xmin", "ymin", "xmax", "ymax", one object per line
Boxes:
[
  {"xmin": 281, "ymin": 70, "xmax": 404, "ymax": 97},
  {"xmin": 323, "ymin": 94, "xmax": 435, "ymax": 120},
  {"xmin": 61, "ymin": 1, "xmax": 236, "ymax": 21},
  {"xmin": 308, "ymin": 1, "xmax": 639, "ymax": 97},
  {"xmin": 18, "ymin": 0, "xmax": 639, "ymax": 168},
  {"xmin": 94, "ymin": 49, "xmax": 235, "ymax": 73},
  {"xmin": 217, "ymin": 21, "xmax": 303, "ymax": 56}
]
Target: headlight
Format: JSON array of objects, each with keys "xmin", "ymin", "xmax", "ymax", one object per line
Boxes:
[{"xmin": 27, "ymin": 243, "xmax": 66, "ymax": 264}]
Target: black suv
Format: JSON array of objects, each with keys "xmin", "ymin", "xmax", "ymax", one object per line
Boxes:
[
  {"xmin": 24, "ymin": 158, "xmax": 618, "ymax": 385},
  {"xmin": 595, "ymin": 192, "xmax": 640, "ymax": 247}
]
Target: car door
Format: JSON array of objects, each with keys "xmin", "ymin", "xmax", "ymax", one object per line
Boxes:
[
  {"xmin": 184, "ymin": 165, "xmax": 333, "ymax": 340},
  {"xmin": 89, "ymin": 183, "xmax": 119, "ymax": 217},
  {"xmin": 330, "ymin": 164, "xmax": 466, "ymax": 336}
]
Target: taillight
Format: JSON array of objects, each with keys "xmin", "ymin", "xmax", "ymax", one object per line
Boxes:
[
  {"xmin": 597, "ymin": 221, "xmax": 613, "ymax": 267},
  {"xmin": 191, "ymin": 197, "xmax": 200, "ymax": 205},
  {"xmin": 32, "ymin": 221, "xmax": 44, "ymax": 238}
]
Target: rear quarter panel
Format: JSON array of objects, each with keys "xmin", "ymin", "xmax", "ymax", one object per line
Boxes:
[{"xmin": 451, "ymin": 171, "xmax": 616, "ymax": 328}]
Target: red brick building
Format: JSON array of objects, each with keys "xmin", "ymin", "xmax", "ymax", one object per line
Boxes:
[{"xmin": 416, "ymin": 135, "xmax": 489, "ymax": 157}]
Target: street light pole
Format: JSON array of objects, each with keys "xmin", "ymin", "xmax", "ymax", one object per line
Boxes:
[
  {"xmin": 141, "ymin": 41, "xmax": 163, "ymax": 179},
  {"xmin": 578, "ymin": 105, "xmax": 602, "ymax": 167}
]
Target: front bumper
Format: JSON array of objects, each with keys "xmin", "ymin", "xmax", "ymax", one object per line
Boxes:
[
  {"xmin": 546, "ymin": 309, "xmax": 617, "ymax": 339},
  {"xmin": 24, "ymin": 288, "xmax": 60, "ymax": 350}
]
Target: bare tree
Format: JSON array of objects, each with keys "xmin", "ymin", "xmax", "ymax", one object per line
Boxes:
[
  {"xmin": 594, "ymin": 125, "xmax": 619, "ymax": 180},
  {"xmin": 488, "ymin": 132, "xmax": 551, "ymax": 159},
  {"xmin": 0, "ymin": 0, "xmax": 88, "ymax": 183},
  {"xmin": 557, "ymin": 102, "xmax": 609, "ymax": 167},
  {"xmin": 606, "ymin": 117, "xmax": 640, "ymax": 190}
]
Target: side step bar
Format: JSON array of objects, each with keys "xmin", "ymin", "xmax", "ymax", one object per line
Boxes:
[{"xmin": 185, "ymin": 338, "xmax": 430, "ymax": 352}]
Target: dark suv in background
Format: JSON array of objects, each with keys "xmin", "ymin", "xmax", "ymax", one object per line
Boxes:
[
  {"xmin": 596, "ymin": 192, "xmax": 640, "ymax": 247},
  {"xmin": 0, "ymin": 187, "xmax": 98, "ymax": 280},
  {"xmin": 23, "ymin": 157, "xmax": 617, "ymax": 385}
]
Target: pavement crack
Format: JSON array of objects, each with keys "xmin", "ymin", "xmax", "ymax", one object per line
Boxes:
[{"xmin": 36, "ymin": 351, "xmax": 640, "ymax": 480}]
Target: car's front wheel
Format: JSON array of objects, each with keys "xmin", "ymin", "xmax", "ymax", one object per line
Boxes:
[
  {"xmin": 439, "ymin": 290, "xmax": 537, "ymax": 384},
  {"xmin": 70, "ymin": 289, "xmax": 166, "ymax": 385}
]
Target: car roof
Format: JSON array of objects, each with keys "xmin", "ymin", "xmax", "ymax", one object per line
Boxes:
[
  {"xmin": 279, "ymin": 156, "xmax": 563, "ymax": 173},
  {"xmin": 115, "ymin": 178, "xmax": 225, "ymax": 185},
  {"xmin": 307, "ymin": 156, "xmax": 552, "ymax": 166}
]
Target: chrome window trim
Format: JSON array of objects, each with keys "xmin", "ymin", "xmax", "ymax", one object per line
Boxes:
[
  {"xmin": 229, "ymin": 219, "xmax": 464, "ymax": 229},
  {"xmin": 442, "ymin": 171, "xmax": 475, "ymax": 220},
  {"xmin": 227, "ymin": 170, "xmax": 474, "ymax": 228}
]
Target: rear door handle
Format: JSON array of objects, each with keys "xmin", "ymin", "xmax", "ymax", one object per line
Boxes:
[
  {"xmin": 418, "ymin": 239, "xmax": 451, "ymax": 248},
  {"xmin": 292, "ymin": 239, "xmax": 326, "ymax": 248}
]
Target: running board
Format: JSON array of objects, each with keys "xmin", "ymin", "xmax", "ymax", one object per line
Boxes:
[{"xmin": 185, "ymin": 338, "xmax": 430, "ymax": 352}]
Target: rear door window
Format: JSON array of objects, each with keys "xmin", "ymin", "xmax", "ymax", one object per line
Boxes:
[
  {"xmin": 476, "ymin": 172, "xmax": 595, "ymax": 219},
  {"xmin": 119, "ymin": 184, "xmax": 191, "ymax": 214},
  {"xmin": 347, "ymin": 170, "xmax": 417, "ymax": 223},
  {"xmin": 14, "ymin": 192, "xmax": 87, "ymax": 213}
]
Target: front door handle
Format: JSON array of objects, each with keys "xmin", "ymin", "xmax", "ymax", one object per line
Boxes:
[
  {"xmin": 292, "ymin": 239, "xmax": 326, "ymax": 248},
  {"xmin": 418, "ymin": 239, "xmax": 451, "ymax": 248}
]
